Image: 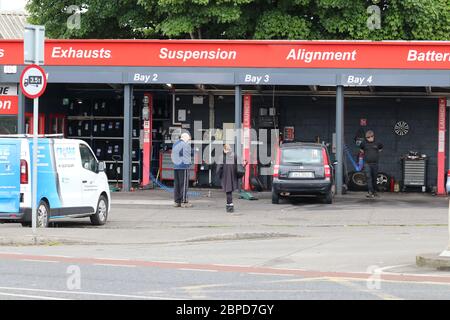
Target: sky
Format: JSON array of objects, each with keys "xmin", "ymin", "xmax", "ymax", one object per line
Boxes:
[{"xmin": 0, "ymin": 0, "xmax": 27, "ymax": 11}]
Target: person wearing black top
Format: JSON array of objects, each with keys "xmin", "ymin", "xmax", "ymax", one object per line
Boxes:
[
  {"xmin": 360, "ymin": 130, "xmax": 383, "ymax": 198},
  {"xmin": 216, "ymin": 144, "xmax": 239, "ymax": 213}
]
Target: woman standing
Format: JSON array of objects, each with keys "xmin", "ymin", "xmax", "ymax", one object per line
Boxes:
[{"xmin": 216, "ymin": 144, "xmax": 239, "ymax": 213}]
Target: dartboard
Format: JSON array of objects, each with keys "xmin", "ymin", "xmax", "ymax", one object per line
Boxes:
[{"xmin": 394, "ymin": 121, "xmax": 409, "ymax": 136}]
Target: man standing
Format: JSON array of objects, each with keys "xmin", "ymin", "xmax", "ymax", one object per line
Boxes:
[
  {"xmin": 360, "ymin": 130, "xmax": 383, "ymax": 198},
  {"xmin": 172, "ymin": 132, "xmax": 193, "ymax": 208}
]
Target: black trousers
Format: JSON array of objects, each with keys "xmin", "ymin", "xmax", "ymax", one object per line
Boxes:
[
  {"xmin": 226, "ymin": 192, "xmax": 233, "ymax": 205},
  {"xmin": 174, "ymin": 169, "xmax": 189, "ymax": 204},
  {"xmin": 364, "ymin": 163, "xmax": 378, "ymax": 193}
]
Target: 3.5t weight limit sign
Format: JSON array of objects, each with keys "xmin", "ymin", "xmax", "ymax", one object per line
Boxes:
[{"xmin": 20, "ymin": 65, "xmax": 47, "ymax": 99}]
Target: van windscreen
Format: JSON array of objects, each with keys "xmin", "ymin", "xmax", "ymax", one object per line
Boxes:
[{"xmin": 281, "ymin": 147, "xmax": 323, "ymax": 165}]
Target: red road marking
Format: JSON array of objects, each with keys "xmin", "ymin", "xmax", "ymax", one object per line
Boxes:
[{"xmin": 1, "ymin": 252, "xmax": 450, "ymax": 285}]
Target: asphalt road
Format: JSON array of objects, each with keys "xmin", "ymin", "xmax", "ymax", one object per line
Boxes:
[
  {"xmin": 0, "ymin": 190, "xmax": 449, "ymax": 300},
  {"xmin": 2, "ymin": 256, "xmax": 450, "ymax": 300}
]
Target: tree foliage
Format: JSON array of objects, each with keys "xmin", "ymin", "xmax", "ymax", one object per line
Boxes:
[
  {"xmin": 26, "ymin": 0, "xmax": 450, "ymax": 40},
  {"xmin": 26, "ymin": 0, "xmax": 154, "ymax": 39}
]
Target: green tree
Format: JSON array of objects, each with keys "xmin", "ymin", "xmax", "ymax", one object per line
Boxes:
[
  {"xmin": 26, "ymin": 0, "xmax": 450, "ymax": 40},
  {"xmin": 26, "ymin": 0, "xmax": 156, "ymax": 39}
]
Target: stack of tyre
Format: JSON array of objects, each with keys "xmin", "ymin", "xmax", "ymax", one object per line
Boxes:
[{"xmin": 348, "ymin": 171, "xmax": 390, "ymax": 192}]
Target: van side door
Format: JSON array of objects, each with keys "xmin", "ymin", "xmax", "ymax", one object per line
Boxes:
[
  {"xmin": 79, "ymin": 143, "xmax": 100, "ymax": 211},
  {"xmin": 53, "ymin": 141, "xmax": 82, "ymax": 209}
]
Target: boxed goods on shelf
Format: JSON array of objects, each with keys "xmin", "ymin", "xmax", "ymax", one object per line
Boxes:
[{"xmin": 106, "ymin": 163, "xmax": 140, "ymax": 182}]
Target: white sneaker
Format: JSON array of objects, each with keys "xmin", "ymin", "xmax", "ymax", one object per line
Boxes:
[{"xmin": 181, "ymin": 202, "xmax": 193, "ymax": 208}]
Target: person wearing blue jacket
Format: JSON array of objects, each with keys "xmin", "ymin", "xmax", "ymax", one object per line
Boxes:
[{"xmin": 171, "ymin": 133, "xmax": 193, "ymax": 208}]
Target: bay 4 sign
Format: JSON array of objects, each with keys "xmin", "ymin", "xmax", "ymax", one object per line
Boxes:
[{"xmin": 20, "ymin": 65, "xmax": 47, "ymax": 99}]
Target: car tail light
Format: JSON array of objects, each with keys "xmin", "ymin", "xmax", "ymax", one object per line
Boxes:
[
  {"xmin": 447, "ymin": 170, "xmax": 450, "ymax": 177},
  {"xmin": 273, "ymin": 146, "xmax": 281, "ymax": 178},
  {"xmin": 20, "ymin": 160, "xmax": 28, "ymax": 184},
  {"xmin": 322, "ymin": 148, "xmax": 331, "ymax": 181}
]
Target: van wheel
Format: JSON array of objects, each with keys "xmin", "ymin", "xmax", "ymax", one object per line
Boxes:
[
  {"xmin": 272, "ymin": 191, "xmax": 280, "ymax": 204},
  {"xmin": 36, "ymin": 200, "xmax": 50, "ymax": 228},
  {"xmin": 90, "ymin": 195, "xmax": 108, "ymax": 226}
]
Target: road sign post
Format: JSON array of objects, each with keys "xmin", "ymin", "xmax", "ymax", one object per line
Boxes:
[
  {"xmin": 24, "ymin": 25, "xmax": 45, "ymax": 65},
  {"xmin": 23, "ymin": 25, "xmax": 45, "ymax": 238}
]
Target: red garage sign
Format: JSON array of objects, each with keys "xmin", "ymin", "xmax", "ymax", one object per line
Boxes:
[
  {"xmin": 0, "ymin": 96, "xmax": 18, "ymax": 115},
  {"xmin": 42, "ymin": 41, "xmax": 450, "ymax": 69},
  {"xmin": 437, "ymin": 98, "xmax": 447, "ymax": 195},
  {"xmin": 242, "ymin": 95, "xmax": 252, "ymax": 191},
  {"xmin": 0, "ymin": 40, "xmax": 450, "ymax": 69}
]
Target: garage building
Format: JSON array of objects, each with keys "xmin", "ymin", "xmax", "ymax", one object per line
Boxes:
[{"xmin": 0, "ymin": 39, "xmax": 449, "ymax": 195}]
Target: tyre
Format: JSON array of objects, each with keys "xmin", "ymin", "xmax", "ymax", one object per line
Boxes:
[
  {"xmin": 251, "ymin": 177, "xmax": 264, "ymax": 192},
  {"xmin": 272, "ymin": 191, "xmax": 280, "ymax": 204},
  {"xmin": 36, "ymin": 200, "xmax": 50, "ymax": 228},
  {"xmin": 90, "ymin": 195, "xmax": 109, "ymax": 226},
  {"xmin": 348, "ymin": 171, "xmax": 367, "ymax": 191},
  {"xmin": 323, "ymin": 190, "xmax": 333, "ymax": 204},
  {"xmin": 376, "ymin": 172, "xmax": 390, "ymax": 192},
  {"xmin": 348, "ymin": 171, "xmax": 390, "ymax": 192}
]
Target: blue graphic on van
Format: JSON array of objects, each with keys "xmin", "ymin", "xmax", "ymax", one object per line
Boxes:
[
  {"xmin": 29, "ymin": 140, "xmax": 62, "ymax": 209},
  {"xmin": 0, "ymin": 140, "xmax": 21, "ymax": 213},
  {"xmin": 55, "ymin": 146, "xmax": 77, "ymax": 160}
]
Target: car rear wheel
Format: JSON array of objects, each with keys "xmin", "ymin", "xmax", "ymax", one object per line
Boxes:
[
  {"xmin": 272, "ymin": 190, "xmax": 280, "ymax": 204},
  {"xmin": 322, "ymin": 191, "xmax": 333, "ymax": 204},
  {"xmin": 90, "ymin": 195, "xmax": 108, "ymax": 226}
]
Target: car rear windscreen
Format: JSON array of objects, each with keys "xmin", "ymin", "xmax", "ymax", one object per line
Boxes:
[{"xmin": 281, "ymin": 147, "xmax": 323, "ymax": 165}]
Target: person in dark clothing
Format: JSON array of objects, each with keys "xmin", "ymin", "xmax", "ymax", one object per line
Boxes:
[
  {"xmin": 216, "ymin": 144, "xmax": 239, "ymax": 213},
  {"xmin": 172, "ymin": 132, "xmax": 193, "ymax": 208},
  {"xmin": 360, "ymin": 130, "xmax": 383, "ymax": 198}
]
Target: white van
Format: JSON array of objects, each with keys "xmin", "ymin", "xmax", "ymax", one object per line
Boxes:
[{"xmin": 0, "ymin": 137, "xmax": 111, "ymax": 227}]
